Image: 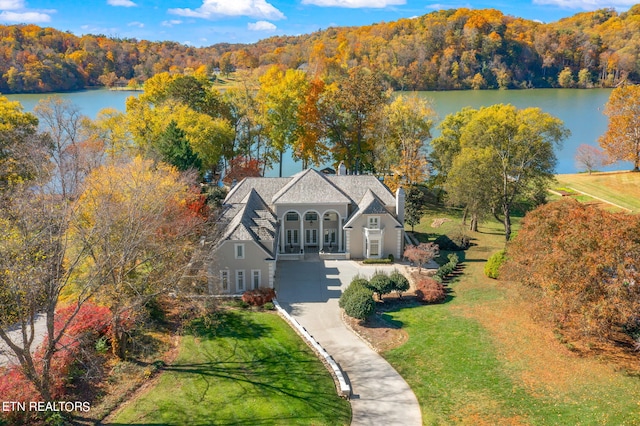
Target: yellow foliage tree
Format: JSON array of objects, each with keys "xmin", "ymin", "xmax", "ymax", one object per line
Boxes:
[{"xmin": 599, "ymin": 84, "xmax": 640, "ymax": 171}]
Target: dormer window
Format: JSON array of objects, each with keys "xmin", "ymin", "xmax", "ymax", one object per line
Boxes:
[{"xmin": 368, "ymin": 216, "xmax": 380, "ymax": 229}]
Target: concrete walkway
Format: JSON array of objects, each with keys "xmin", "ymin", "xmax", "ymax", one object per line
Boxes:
[{"xmin": 276, "ymin": 259, "xmax": 422, "ymax": 426}]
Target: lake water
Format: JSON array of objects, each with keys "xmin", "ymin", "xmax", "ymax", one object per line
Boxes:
[{"xmin": 5, "ymin": 88, "xmax": 626, "ymax": 175}]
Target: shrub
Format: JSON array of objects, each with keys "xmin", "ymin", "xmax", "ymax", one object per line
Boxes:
[
  {"xmin": 241, "ymin": 288, "xmax": 276, "ymax": 306},
  {"xmin": 340, "ymin": 277, "xmax": 370, "ymax": 308},
  {"xmin": 388, "ymin": 253, "xmax": 394, "ymax": 262},
  {"xmin": 389, "ymin": 269, "xmax": 410, "ymax": 297},
  {"xmin": 362, "ymin": 258, "xmax": 392, "ymax": 264},
  {"xmin": 447, "ymin": 253, "xmax": 459, "ymax": 266},
  {"xmin": 484, "ymin": 249, "xmax": 506, "ymax": 279},
  {"xmin": 340, "ymin": 286, "xmax": 375, "ymax": 320},
  {"xmin": 263, "ymin": 302, "xmax": 275, "ymax": 311},
  {"xmin": 368, "ymin": 272, "xmax": 395, "ymax": 301},
  {"xmin": 415, "ymin": 278, "xmax": 447, "ymax": 303}
]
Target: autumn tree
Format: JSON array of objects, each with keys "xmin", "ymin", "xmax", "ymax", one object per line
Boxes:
[
  {"xmin": 599, "ymin": 84, "xmax": 640, "ymax": 171},
  {"xmin": 404, "ymin": 243, "xmax": 439, "ymax": 273},
  {"xmin": 575, "ymin": 143, "xmax": 605, "ymax": 174},
  {"xmin": 445, "ymin": 147, "xmax": 497, "ymax": 232},
  {"xmin": 257, "ymin": 66, "xmax": 308, "ymax": 177},
  {"xmin": 379, "ymin": 95, "xmax": 435, "ymax": 190},
  {"xmin": 322, "ymin": 67, "xmax": 389, "ymax": 174},
  {"xmin": 438, "ymin": 104, "xmax": 569, "ymax": 240},
  {"xmin": 34, "ymin": 96, "xmax": 104, "ymax": 199},
  {"xmin": 0, "ymin": 100, "xmax": 99, "ymax": 403},
  {"xmin": 71, "ymin": 157, "xmax": 204, "ymax": 359},
  {"xmin": 295, "ymin": 78, "xmax": 328, "ymax": 169},
  {"xmin": 0, "ymin": 95, "xmax": 48, "ymax": 187},
  {"xmin": 505, "ymin": 199, "xmax": 640, "ymax": 342},
  {"xmin": 0, "ymin": 187, "xmax": 88, "ymax": 403}
]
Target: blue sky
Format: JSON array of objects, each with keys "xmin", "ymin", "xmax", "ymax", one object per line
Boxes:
[{"xmin": 0, "ymin": 0, "xmax": 635, "ymax": 46}]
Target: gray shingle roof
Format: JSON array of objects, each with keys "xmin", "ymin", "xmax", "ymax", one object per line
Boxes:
[
  {"xmin": 327, "ymin": 175, "xmax": 396, "ymax": 206},
  {"xmin": 344, "ymin": 188, "xmax": 402, "ymax": 228},
  {"xmin": 224, "ymin": 177, "xmax": 291, "ymax": 206},
  {"xmin": 271, "ymin": 169, "xmax": 351, "ymax": 205},
  {"xmin": 218, "ymin": 189, "xmax": 278, "ymax": 257}
]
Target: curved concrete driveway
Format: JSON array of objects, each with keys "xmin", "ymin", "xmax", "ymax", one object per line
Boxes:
[{"xmin": 276, "ymin": 258, "xmax": 422, "ymax": 426}]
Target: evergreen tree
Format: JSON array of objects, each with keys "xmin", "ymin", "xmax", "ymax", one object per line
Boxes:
[{"xmin": 157, "ymin": 120, "xmax": 202, "ymax": 172}]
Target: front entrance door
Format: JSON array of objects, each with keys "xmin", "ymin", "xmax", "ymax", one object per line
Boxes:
[{"xmin": 305, "ymin": 229, "xmax": 318, "ymax": 246}]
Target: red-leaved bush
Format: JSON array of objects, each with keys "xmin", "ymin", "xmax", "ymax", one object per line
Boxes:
[
  {"xmin": 242, "ymin": 288, "xmax": 276, "ymax": 306},
  {"xmin": 415, "ymin": 278, "xmax": 447, "ymax": 303},
  {"xmin": 0, "ymin": 301, "xmax": 111, "ymax": 424}
]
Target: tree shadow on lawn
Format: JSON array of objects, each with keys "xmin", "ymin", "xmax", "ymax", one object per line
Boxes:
[
  {"xmin": 162, "ymin": 355, "xmax": 344, "ymax": 414},
  {"xmin": 186, "ymin": 310, "xmax": 271, "ymax": 340}
]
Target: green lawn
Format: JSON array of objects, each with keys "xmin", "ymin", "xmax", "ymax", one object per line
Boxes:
[
  {"xmin": 110, "ymin": 310, "xmax": 351, "ymax": 425},
  {"xmin": 385, "ymin": 207, "xmax": 640, "ymax": 425},
  {"xmin": 555, "ymin": 171, "xmax": 640, "ymax": 212}
]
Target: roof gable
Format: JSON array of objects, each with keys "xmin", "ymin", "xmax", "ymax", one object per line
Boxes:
[
  {"xmin": 344, "ymin": 189, "xmax": 401, "ymax": 228},
  {"xmin": 271, "ymin": 169, "xmax": 351, "ymax": 205}
]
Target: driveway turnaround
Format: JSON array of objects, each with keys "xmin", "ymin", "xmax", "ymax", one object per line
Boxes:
[{"xmin": 276, "ymin": 258, "xmax": 422, "ymax": 426}]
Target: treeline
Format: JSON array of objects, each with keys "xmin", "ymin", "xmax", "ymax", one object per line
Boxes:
[{"xmin": 2, "ymin": 6, "xmax": 640, "ymax": 93}]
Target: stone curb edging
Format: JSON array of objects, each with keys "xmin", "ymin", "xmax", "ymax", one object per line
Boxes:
[{"xmin": 272, "ymin": 299, "xmax": 352, "ymax": 399}]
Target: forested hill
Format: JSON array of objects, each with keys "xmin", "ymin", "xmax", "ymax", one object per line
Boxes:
[{"xmin": 1, "ymin": 5, "xmax": 639, "ymax": 94}]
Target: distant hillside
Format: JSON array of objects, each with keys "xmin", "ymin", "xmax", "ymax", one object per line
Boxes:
[{"xmin": 1, "ymin": 5, "xmax": 640, "ymax": 93}]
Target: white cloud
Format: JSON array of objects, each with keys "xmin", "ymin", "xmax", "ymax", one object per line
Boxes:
[
  {"xmin": 301, "ymin": 0, "xmax": 405, "ymax": 7},
  {"xmin": 169, "ymin": 0, "xmax": 285, "ymax": 20},
  {"xmin": 107, "ymin": 0, "xmax": 137, "ymax": 7},
  {"xmin": 248, "ymin": 20, "xmax": 276, "ymax": 31},
  {"xmin": 162, "ymin": 19, "xmax": 182, "ymax": 27},
  {"xmin": 0, "ymin": 10, "xmax": 51, "ymax": 22},
  {"xmin": 0, "ymin": 0, "xmax": 24, "ymax": 10},
  {"xmin": 532, "ymin": 0, "xmax": 636, "ymax": 8},
  {"xmin": 128, "ymin": 21, "xmax": 144, "ymax": 28}
]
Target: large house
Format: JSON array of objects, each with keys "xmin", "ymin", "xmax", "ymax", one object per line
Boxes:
[{"xmin": 208, "ymin": 166, "xmax": 405, "ymax": 294}]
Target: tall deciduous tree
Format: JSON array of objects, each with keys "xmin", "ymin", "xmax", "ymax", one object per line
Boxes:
[
  {"xmin": 439, "ymin": 104, "xmax": 568, "ymax": 240},
  {"xmin": 258, "ymin": 66, "xmax": 308, "ymax": 177},
  {"xmin": 71, "ymin": 157, "xmax": 203, "ymax": 359},
  {"xmin": 0, "ymin": 95, "xmax": 48, "ymax": 187},
  {"xmin": 379, "ymin": 95, "xmax": 435, "ymax": 189},
  {"xmin": 599, "ymin": 84, "xmax": 640, "ymax": 171},
  {"xmin": 445, "ymin": 147, "xmax": 498, "ymax": 232},
  {"xmin": 322, "ymin": 67, "xmax": 389, "ymax": 174}
]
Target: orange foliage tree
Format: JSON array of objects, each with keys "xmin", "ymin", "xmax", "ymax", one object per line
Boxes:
[{"xmin": 504, "ymin": 199, "xmax": 640, "ymax": 342}]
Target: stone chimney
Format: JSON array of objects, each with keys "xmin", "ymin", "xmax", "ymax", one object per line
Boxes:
[
  {"xmin": 337, "ymin": 161, "xmax": 346, "ymax": 176},
  {"xmin": 396, "ymin": 186, "xmax": 405, "ymax": 224}
]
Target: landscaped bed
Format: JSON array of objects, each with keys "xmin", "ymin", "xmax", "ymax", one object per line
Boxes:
[{"xmin": 107, "ymin": 309, "xmax": 351, "ymax": 425}]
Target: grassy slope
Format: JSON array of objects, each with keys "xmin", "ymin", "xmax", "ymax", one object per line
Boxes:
[
  {"xmin": 555, "ymin": 171, "xmax": 640, "ymax": 212},
  {"xmin": 110, "ymin": 310, "xmax": 351, "ymax": 425},
  {"xmin": 385, "ymin": 208, "xmax": 640, "ymax": 425}
]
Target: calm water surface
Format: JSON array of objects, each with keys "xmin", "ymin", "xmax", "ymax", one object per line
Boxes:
[{"xmin": 6, "ymin": 88, "xmax": 627, "ymax": 174}]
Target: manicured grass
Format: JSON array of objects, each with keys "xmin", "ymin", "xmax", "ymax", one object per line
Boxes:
[
  {"xmin": 110, "ymin": 310, "xmax": 351, "ymax": 425},
  {"xmin": 386, "ymin": 208, "xmax": 640, "ymax": 424},
  {"xmin": 555, "ymin": 170, "xmax": 640, "ymax": 212}
]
